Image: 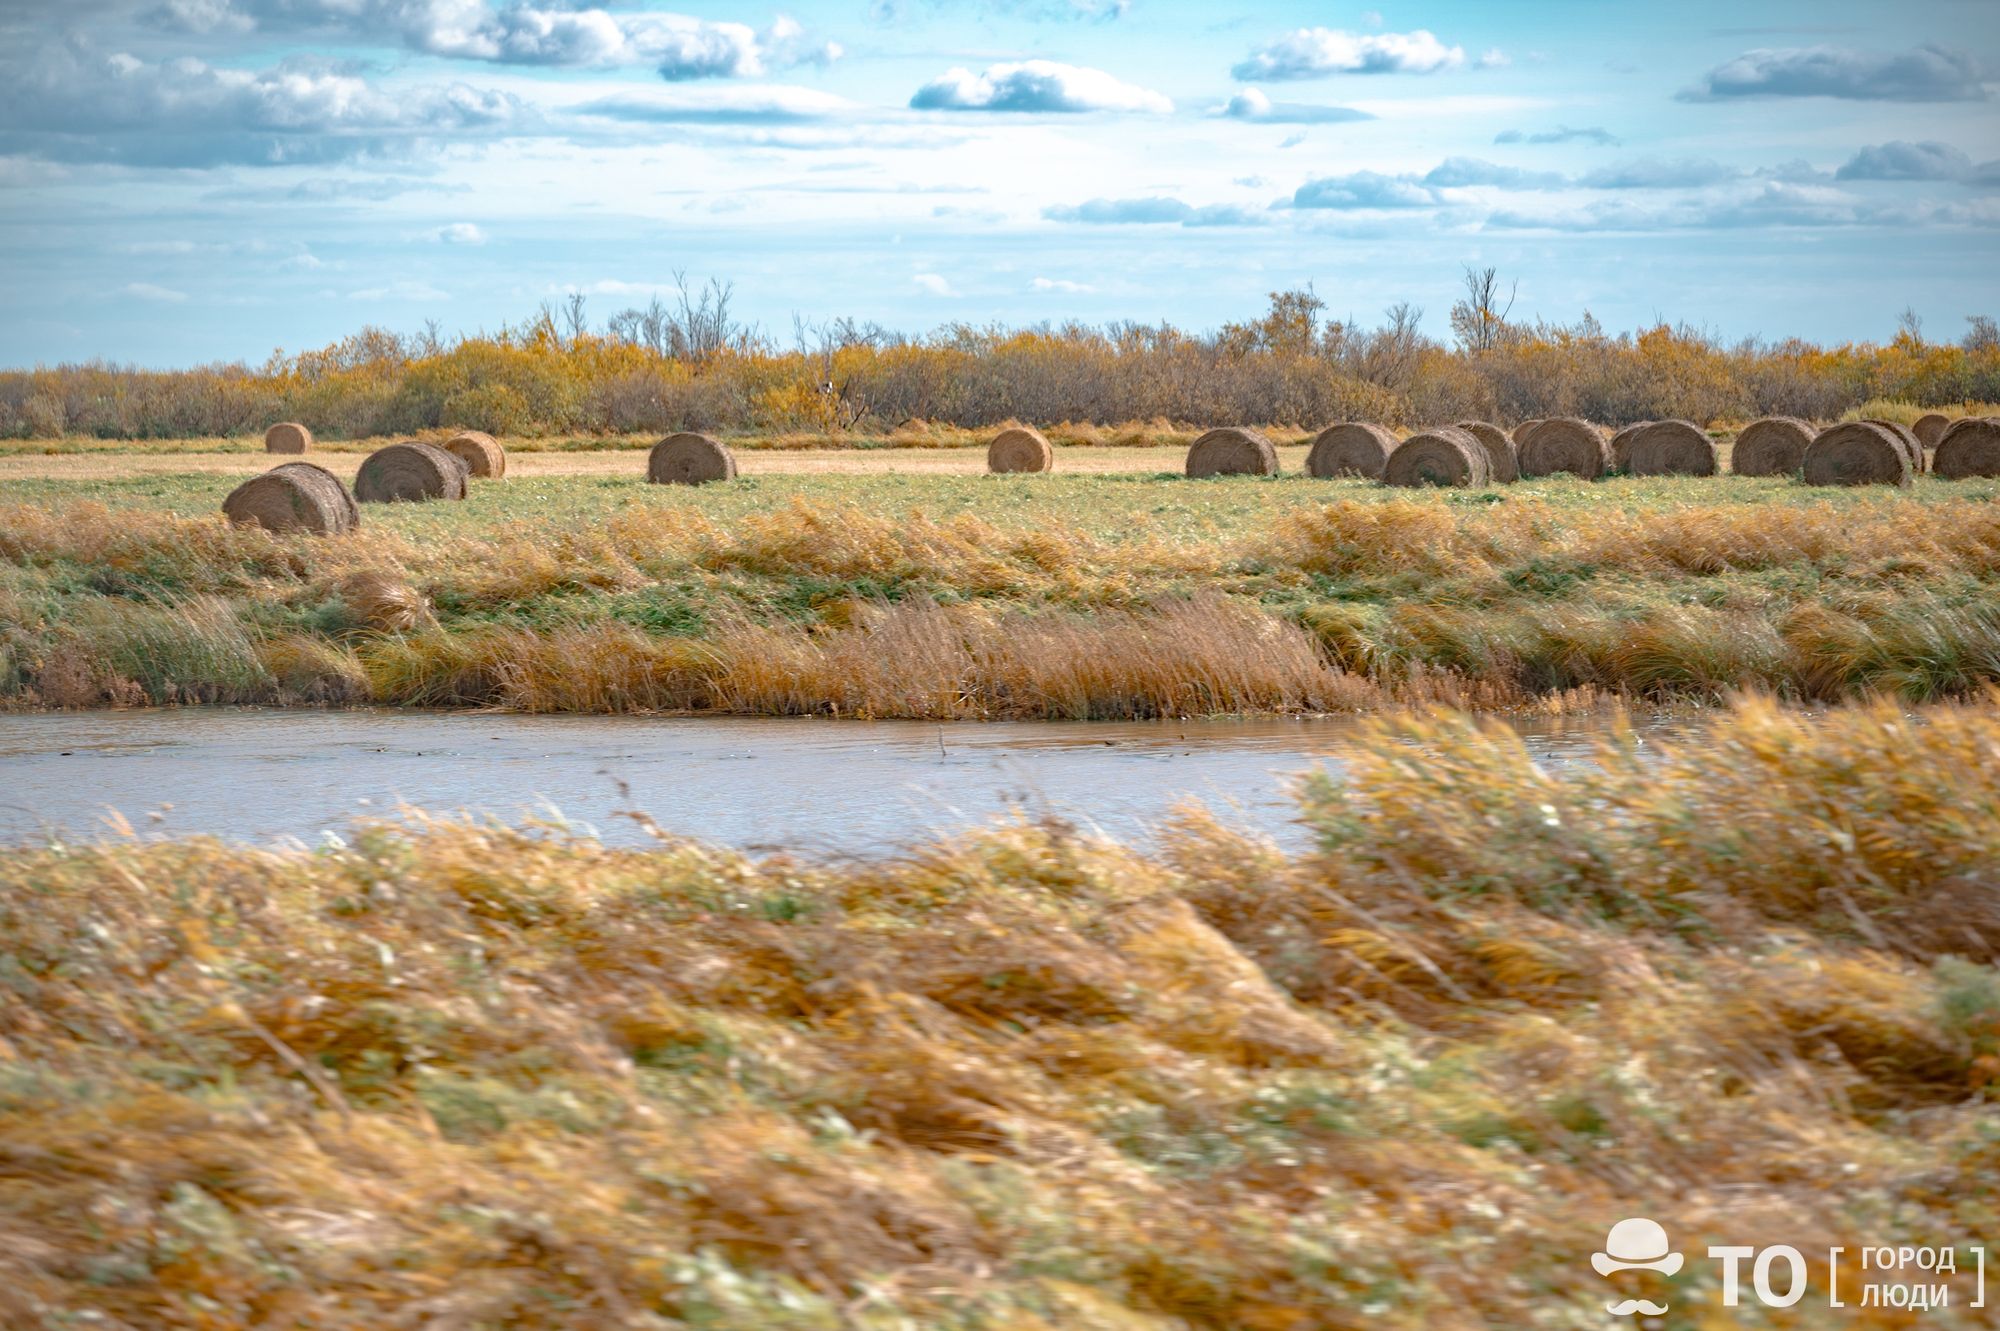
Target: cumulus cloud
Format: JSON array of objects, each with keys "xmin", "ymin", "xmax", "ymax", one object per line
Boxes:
[
  {"xmin": 911, "ymin": 60, "xmax": 1171, "ymax": 113},
  {"xmin": 575, "ymin": 85, "xmax": 854, "ymax": 125},
  {"xmin": 143, "ymin": 1, "xmax": 840, "ymax": 77},
  {"xmin": 0, "ymin": 46, "xmax": 528, "ymax": 166},
  {"xmin": 1232, "ymin": 28, "xmax": 1466, "ymax": 80},
  {"xmin": 1287, "ymin": 171, "xmax": 1437, "ymax": 210},
  {"xmin": 1031, "ymin": 276, "xmax": 1094, "ymax": 292},
  {"xmin": 1680, "ymin": 43, "xmax": 1987, "ymax": 102},
  {"xmin": 1422, "ymin": 157, "xmax": 1564, "ymax": 189},
  {"xmin": 913, "ymin": 272, "xmax": 957, "ymax": 296},
  {"xmin": 1494, "ymin": 124, "xmax": 1621, "ymax": 146},
  {"xmin": 1217, "ymin": 88, "xmax": 1373, "ymax": 124},
  {"xmin": 1043, "ymin": 197, "xmax": 1264, "ymax": 226},
  {"xmin": 1835, "ymin": 140, "xmax": 1989, "ymax": 182},
  {"xmin": 431, "ymin": 222, "xmax": 485, "ymax": 244},
  {"xmin": 1577, "ymin": 157, "xmax": 1738, "ymax": 189}
]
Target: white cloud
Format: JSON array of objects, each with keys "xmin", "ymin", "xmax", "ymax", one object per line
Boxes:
[
  {"xmin": 431, "ymin": 222, "xmax": 486, "ymax": 244},
  {"xmin": 1, "ymin": 46, "xmax": 527, "ymax": 166},
  {"xmin": 1680, "ymin": 44, "xmax": 1986, "ymax": 102},
  {"xmin": 1031, "ymin": 277, "xmax": 1094, "ymax": 292},
  {"xmin": 121, "ymin": 283, "xmax": 188, "ymax": 302},
  {"xmin": 1494, "ymin": 125, "xmax": 1622, "ymax": 147},
  {"xmin": 142, "ymin": 2, "xmax": 841, "ymax": 76},
  {"xmin": 911, "ymin": 60, "xmax": 1172, "ymax": 113},
  {"xmin": 1232, "ymin": 28, "xmax": 1466, "ymax": 80},
  {"xmin": 913, "ymin": 272, "xmax": 957, "ymax": 296},
  {"xmin": 1287, "ymin": 171, "xmax": 1437, "ymax": 210},
  {"xmin": 576, "ymin": 85, "xmax": 855, "ymax": 125},
  {"xmin": 1217, "ymin": 88, "xmax": 1373, "ymax": 124}
]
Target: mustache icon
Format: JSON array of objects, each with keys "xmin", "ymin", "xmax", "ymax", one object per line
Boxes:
[{"xmin": 1605, "ymin": 1299, "xmax": 1669, "ymax": 1317}]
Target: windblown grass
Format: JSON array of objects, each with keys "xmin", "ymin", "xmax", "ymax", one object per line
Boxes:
[
  {"xmin": 7, "ymin": 474, "xmax": 2000, "ymax": 714},
  {"xmin": 2, "ymin": 696, "xmax": 1997, "ymax": 1327}
]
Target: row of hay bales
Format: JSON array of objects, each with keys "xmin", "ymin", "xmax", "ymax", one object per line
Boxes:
[
  {"xmin": 226, "ymin": 429, "xmax": 505, "ymax": 534},
  {"xmin": 1185, "ymin": 415, "xmax": 2000, "ymax": 487},
  {"xmin": 229, "ymin": 428, "xmax": 744, "ymax": 533},
  {"xmin": 990, "ymin": 416, "xmax": 2000, "ymax": 486},
  {"xmin": 231, "ymin": 410, "xmax": 2000, "ymax": 535}
]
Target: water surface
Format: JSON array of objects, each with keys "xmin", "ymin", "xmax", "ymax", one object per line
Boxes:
[{"xmin": 0, "ymin": 709, "xmax": 1699, "ymax": 853}]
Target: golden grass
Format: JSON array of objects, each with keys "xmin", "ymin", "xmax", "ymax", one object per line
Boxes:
[
  {"xmin": 2, "ymin": 695, "xmax": 1997, "ymax": 1327},
  {"xmin": 7, "ymin": 486, "xmax": 2000, "ymax": 715}
]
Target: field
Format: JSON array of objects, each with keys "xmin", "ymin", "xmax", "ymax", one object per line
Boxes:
[
  {"xmin": 5, "ymin": 434, "xmax": 2000, "ymax": 717},
  {"xmin": 7, "ymin": 420, "xmax": 2000, "ymax": 1327},
  {"xmin": 3, "ymin": 695, "xmax": 1997, "ymax": 1328}
]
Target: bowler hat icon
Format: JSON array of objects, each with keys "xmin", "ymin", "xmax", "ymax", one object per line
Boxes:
[{"xmin": 1592, "ymin": 1218, "xmax": 1682, "ymax": 1277}]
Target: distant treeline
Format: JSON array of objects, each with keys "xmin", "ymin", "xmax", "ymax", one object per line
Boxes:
[{"xmin": 6, "ymin": 280, "xmax": 1999, "ymax": 439}]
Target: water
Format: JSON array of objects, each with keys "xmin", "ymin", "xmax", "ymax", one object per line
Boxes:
[{"xmin": 0, "ymin": 709, "xmax": 1699, "ymax": 853}]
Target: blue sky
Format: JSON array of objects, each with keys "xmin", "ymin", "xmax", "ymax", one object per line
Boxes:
[{"xmin": 1, "ymin": 0, "xmax": 1997, "ymax": 367}]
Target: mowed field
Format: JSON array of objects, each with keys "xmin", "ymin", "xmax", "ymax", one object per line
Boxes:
[
  {"xmin": 0, "ymin": 443, "xmax": 1317, "ymax": 484},
  {"xmin": 6, "ymin": 433, "xmax": 2000, "ymax": 717}
]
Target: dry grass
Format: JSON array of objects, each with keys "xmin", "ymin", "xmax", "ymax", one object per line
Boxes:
[
  {"xmin": 7, "ymin": 484, "xmax": 2000, "ymax": 715},
  {"xmin": 2, "ymin": 695, "xmax": 1997, "ymax": 1327}
]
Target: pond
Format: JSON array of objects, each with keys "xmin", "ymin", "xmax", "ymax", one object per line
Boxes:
[{"xmin": 0, "ymin": 708, "xmax": 1703, "ymax": 853}]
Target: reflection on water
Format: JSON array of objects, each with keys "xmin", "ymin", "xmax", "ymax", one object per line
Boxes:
[{"xmin": 0, "ymin": 708, "xmax": 1703, "ymax": 852}]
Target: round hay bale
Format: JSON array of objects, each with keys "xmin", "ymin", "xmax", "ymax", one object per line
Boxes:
[
  {"xmin": 1933, "ymin": 417, "xmax": 2000, "ymax": 478},
  {"xmin": 1608, "ymin": 421, "xmax": 1652, "ymax": 472},
  {"xmin": 1185, "ymin": 426, "xmax": 1278, "ymax": 478},
  {"xmin": 1516, "ymin": 416, "xmax": 1610, "ymax": 480},
  {"xmin": 1913, "ymin": 413, "xmax": 1951, "ymax": 448},
  {"xmin": 443, "ymin": 430, "xmax": 506, "ymax": 479},
  {"xmin": 1451, "ymin": 420, "xmax": 1517, "ymax": 483},
  {"xmin": 1863, "ymin": 419, "xmax": 1926, "ymax": 475},
  {"xmin": 986, "ymin": 426, "xmax": 1054, "ymax": 474},
  {"xmin": 1730, "ymin": 417, "xmax": 1814, "ymax": 476},
  {"xmin": 648, "ymin": 432, "xmax": 738, "ymax": 485},
  {"xmin": 1801, "ymin": 422, "xmax": 1912, "ymax": 487},
  {"xmin": 1626, "ymin": 419, "xmax": 1718, "ymax": 477},
  {"xmin": 222, "ymin": 461, "xmax": 358, "ymax": 535},
  {"xmin": 263, "ymin": 421, "xmax": 312, "ymax": 454},
  {"xmin": 1383, "ymin": 427, "xmax": 1491, "ymax": 488},
  {"xmin": 1939, "ymin": 416, "xmax": 2000, "ymax": 449},
  {"xmin": 354, "ymin": 441, "xmax": 469, "ymax": 504},
  {"xmin": 1304, "ymin": 422, "xmax": 1398, "ymax": 479},
  {"xmin": 1511, "ymin": 418, "xmax": 1548, "ymax": 449}
]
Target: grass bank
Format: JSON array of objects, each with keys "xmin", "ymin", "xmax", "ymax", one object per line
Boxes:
[
  {"xmin": 6, "ymin": 467, "xmax": 2000, "ymax": 716},
  {"xmin": 1, "ymin": 696, "xmax": 1996, "ymax": 1327}
]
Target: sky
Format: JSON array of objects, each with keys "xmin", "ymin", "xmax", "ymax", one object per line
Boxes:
[{"xmin": 1, "ymin": 0, "xmax": 1998, "ymax": 368}]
